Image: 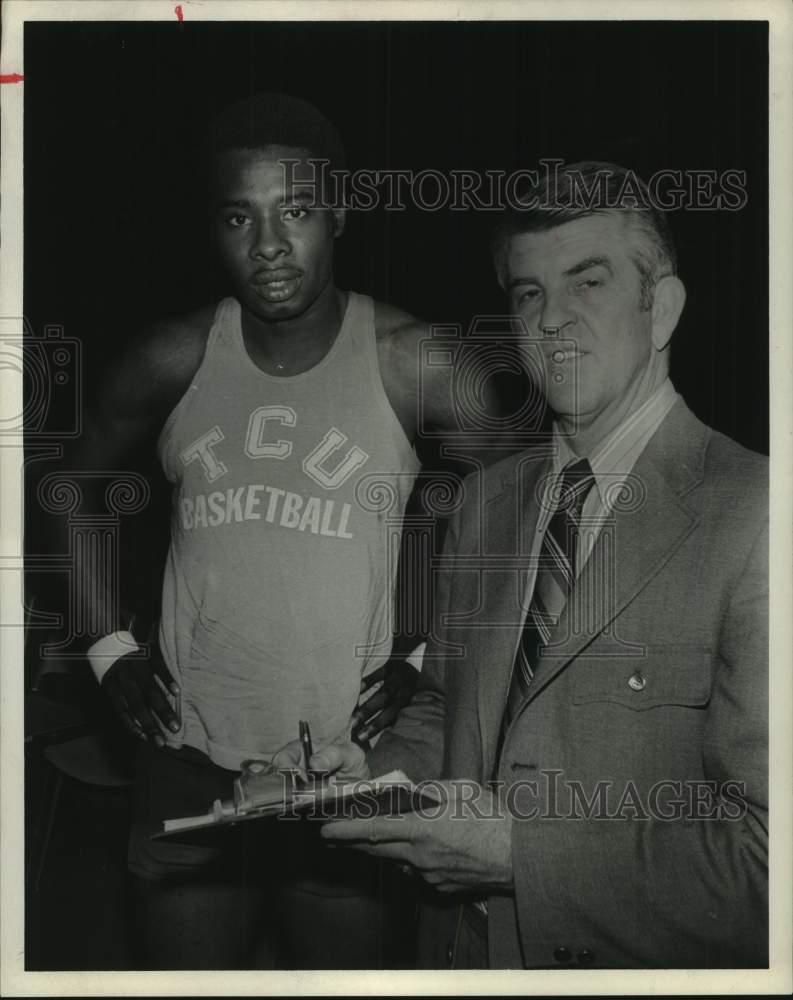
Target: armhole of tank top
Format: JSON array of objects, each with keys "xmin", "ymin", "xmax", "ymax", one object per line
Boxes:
[
  {"xmin": 155, "ymin": 299, "xmax": 230, "ymax": 467},
  {"xmin": 358, "ymin": 295, "xmax": 420, "ymax": 466}
]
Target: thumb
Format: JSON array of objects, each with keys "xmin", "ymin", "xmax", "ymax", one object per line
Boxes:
[
  {"xmin": 271, "ymin": 739, "xmax": 306, "ymax": 773},
  {"xmin": 312, "ymin": 743, "xmax": 369, "ymax": 780},
  {"xmin": 310, "ymin": 745, "xmax": 346, "ymax": 775}
]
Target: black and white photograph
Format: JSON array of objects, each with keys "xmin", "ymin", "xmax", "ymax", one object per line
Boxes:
[{"xmin": 1, "ymin": 0, "xmax": 790, "ymax": 994}]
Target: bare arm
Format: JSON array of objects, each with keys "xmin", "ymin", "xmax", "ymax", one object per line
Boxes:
[
  {"xmin": 64, "ymin": 314, "xmax": 209, "ymax": 634},
  {"xmin": 355, "ymin": 309, "xmax": 515, "ymax": 742},
  {"xmin": 38, "ymin": 310, "xmax": 211, "ymax": 741}
]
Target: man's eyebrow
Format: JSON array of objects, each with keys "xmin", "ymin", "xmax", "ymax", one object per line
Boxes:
[
  {"xmin": 505, "ymin": 276, "xmax": 540, "ymax": 291},
  {"xmin": 563, "ymin": 256, "xmax": 614, "ymax": 278},
  {"xmin": 218, "ymin": 198, "xmax": 252, "ymax": 209},
  {"xmin": 282, "ymin": 188, "xmax": 317, "ymax": 204},
  {"xmin": 505, "ymin": 255, "xmax": 614, "ymax": 290}
]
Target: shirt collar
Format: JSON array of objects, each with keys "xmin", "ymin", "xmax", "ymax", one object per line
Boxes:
[{"xmin": 551, "ymin": 378, "xmax": 679, "ymax": 504}]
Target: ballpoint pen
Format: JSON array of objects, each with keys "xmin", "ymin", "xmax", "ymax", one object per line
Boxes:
[{"xmin": 299, "ymin": 719, "xmax": 314, "ymax": 780}]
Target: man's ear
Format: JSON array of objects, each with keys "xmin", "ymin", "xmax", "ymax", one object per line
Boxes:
[
  {"xmin": 650, "ymin": 275, "xmax": 686, "ymax": 351},
  {"xmin": 332, "ymin": 208, "xmax": 346, "ymax": 239}
]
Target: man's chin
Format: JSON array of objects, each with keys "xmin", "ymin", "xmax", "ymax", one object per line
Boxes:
[
  {"xmin": 544, "ymin": 383, "xmax": 581, "ymax": 422},
  {"xmin": 242, "ymin": 288, "xmax": 310, "ymax": 322},
  {"xmin": 250, "ymin": 274, "xmax": 304, "ymax": 307}
]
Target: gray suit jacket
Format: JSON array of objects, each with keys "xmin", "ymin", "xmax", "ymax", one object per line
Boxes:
[{"xmin": 371, "ymin": 399, "xmax": 768, "ymax": 968}]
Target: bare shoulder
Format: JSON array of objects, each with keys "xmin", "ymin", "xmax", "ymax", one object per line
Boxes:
[
  {"xmin": 78, "ymin": 302, "xmax": 216, "ymax": 459},
  {"xmin": 373, "ymin": 300, "xmax": 436, "ymax": 436},
  {"xmin": 374, "ymin": 298, "xmax": 423, "ymax": 336},
  {"xmin": 67, "ymin": 303, "xmax": 218, "ymax": 470},
  {"xmin": 372, "ymin": 299, "xmax": 434, "ymax": 376},
  {"xmin": 104, "ymin": 302, "xmax": 215, "ymax": 419},
  {"xmin": 133, "ymin": 303, "xmax": 216, "ymax": 395},
  {"xmin": 373, "ymin": 298, "xmax": 457, "ymax": 435}
]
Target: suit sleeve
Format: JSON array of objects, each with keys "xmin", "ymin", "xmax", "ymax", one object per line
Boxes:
[
  {"xmin": 366, "ymin": 514, "xmax": 461, "ymax": 784},
  {"xmin": 511, "ymin": 517, "xmax": 768, "ymax": 968}
]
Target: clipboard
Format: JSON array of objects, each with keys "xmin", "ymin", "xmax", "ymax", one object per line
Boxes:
[{"xmin": 152, "ymin": 766, "xmax": 442, "ymax": 840}]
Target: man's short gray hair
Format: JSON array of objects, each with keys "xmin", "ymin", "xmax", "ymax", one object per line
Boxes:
[{"xmin": 491, "ymin": 161, "xmax": 677, "ymax": 310}]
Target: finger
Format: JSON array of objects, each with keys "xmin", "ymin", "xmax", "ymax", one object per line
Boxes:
[
  {"xmin": 311, "ymin": 744, "xmax": 366, "ymax": 779},
  {"xmin": 271, "ymin": 741, "xmax": 305, "ymax": 772},
  {"xmin": 121, "ymin": 682, "xmax": 166, "ymax": 747},
  {"xmin": 356, "ymin": 704, "xmax": 400, "ymax": 741},
  {"xmin": 151, "ymin": 653, "xmax": 180, "ymax": 695},
  {"xmin": 332, "ymin": 840, "xmax": 415, "ymax": 862},
  {"xmin": 351, "ymin": 714, "xmax": 378, "ymax": 742},
  {"xmin": 351, "ymin": 695, "xmax": 380, "ymax": 731},
  {"xmin": 359, "ymin": 666, "xmax": 384, "ymax": 694},
  {"xmin": 308, "ymin": 748, "xmax": 339, "ymax": 775},
  {"xmin": 350, "ymin": 706, "xmax": 367, "ymax": 732},
  {"xmin": 355, "ymin": 688, "xmax": 389, "ymax": 723},
  {"xmin": 105, "ymin": 683, "xmax": 144, "ymax": 738},
  {"xmin": 320, "ymin": 816, "xmax": 412, "ymax": 843},
  {"xmin": 143, "ymin": 678, "xmax": 180, "ymax": 733},
  {"xmin": 122, "ymin": 709, "xmax": 145, "ymax": 738},
  {"xmin": 351, "ymin": 730, "xmax": 371, "ymax": 753}
]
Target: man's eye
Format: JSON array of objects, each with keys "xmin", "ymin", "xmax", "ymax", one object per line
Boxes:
[
  {"xmin": 225, "ymin": 213, "xmax": 250, "ymax": 228},
  {"xmin": 283, "ymin": 207, "xmax": 309, "ymax": 221},
  {"xmin": 517, "ymin": 289, "xmax": 541, "ymax": 304},
  {"xmin": 577, "ymin": 278, "xmax": 603, "ymax": 290}
]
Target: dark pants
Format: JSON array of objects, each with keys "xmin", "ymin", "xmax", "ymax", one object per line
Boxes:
[
  {"xmin": 128, "ymin": 742, "xmax": 414, "ymax": 969},
  {"xmin": 416, "ymin": 897, "xmax": 489, "ymax": 969}
]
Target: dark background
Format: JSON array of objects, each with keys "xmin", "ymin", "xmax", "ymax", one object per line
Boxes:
[
  {"xmin": 25, "ymin": 19, "xmax": 768, "ymax": 451},
  {"xmin": 22, "ymin": 19, "xmax": 768, "ymax": 970}
]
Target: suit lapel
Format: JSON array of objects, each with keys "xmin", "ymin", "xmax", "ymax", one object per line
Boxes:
[
  {"xmin": 523, "ymin": 400, "xmax": 708, "ymax": 704},
  {"xmin": 474, "ymin": 451, "xmax": 549, "ymax": 776}
]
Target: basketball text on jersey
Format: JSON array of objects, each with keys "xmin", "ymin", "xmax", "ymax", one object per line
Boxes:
[{"xmin": 180, "ymin": 485, "xmax": 354, "ymax": 538}]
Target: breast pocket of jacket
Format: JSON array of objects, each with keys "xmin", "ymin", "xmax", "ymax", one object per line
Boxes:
[{"xmin": 570, "ymin": 646, "xmax": 713, "ymax": 711}]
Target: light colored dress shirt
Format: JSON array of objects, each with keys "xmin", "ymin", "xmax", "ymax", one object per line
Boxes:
[{"xmin": 538, "ymin": 376, "xmax": 679, "ymax": 579}]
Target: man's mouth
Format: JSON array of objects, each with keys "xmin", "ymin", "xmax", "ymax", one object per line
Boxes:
[
  {"xmin": 250, "ymin": 269, "xmax": 303, "ymax": 303},
  {"xmin": 547, "ymin": 348, "xmax": 585, "ymax": 364}
]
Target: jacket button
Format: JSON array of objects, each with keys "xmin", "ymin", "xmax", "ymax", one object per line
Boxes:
[
  {"xmin": 446, "ymin": 944, "xmax": 454, "ymax": 966},
  {"xmin": 628, "ymin": 671, "xmax": 646, "ymax": 691},
  {"xmin": 577, "ymin": 949, "xmax": 595, "ymax": 964},
  {"xmin": 553, "ymin": 946, "xmax": 572, "ymax": 963}
]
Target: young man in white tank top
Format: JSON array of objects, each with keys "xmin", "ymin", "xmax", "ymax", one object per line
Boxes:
[{"xmin": 68, "ymin": 94, "xmax": 500, "ymax": 968}]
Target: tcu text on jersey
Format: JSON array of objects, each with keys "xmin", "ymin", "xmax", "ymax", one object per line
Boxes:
[{"xmin": 179, "ymin": 407, "xmax": 370, "ymax": 489}]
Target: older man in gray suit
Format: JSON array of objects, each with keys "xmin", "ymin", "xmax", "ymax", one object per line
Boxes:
[{"xmin": 280, "ymin": 162, "xmax": 768, "ymax": 969}]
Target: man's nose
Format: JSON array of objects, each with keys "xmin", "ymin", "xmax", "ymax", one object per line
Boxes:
[
  {"xmin": 538, "ymin": 290, "xmax": 575, "ymax": 337},
  {"xmin": 249, "ymin": 220, "xmax": 290, "ymax": 261}
]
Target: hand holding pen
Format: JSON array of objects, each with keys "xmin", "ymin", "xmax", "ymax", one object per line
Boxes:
[
  {"xmin": 271, "ymin": 721, "xmax": 370, "ymax": 784},
  {"xmin": 299, "ymin": 719, "xmax": 319, "ymax": 782}
]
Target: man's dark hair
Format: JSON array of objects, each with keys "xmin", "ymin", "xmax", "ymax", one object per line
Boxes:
[
  {"xmin": 207, "ymin": 92, "xmax": 346, "ymax": 172},
  {"xmin": 491, "ymin": 161, "xmax": 677, "ymax": 309}
]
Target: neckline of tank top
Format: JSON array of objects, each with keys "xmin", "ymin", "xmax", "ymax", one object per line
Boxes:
[{"xmin": 228, "ymin": 291, "xmax": 362, "ymax": 383}]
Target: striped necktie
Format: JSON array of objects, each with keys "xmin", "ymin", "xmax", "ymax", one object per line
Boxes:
[{"xmin": 501, "ymin": 457, "xmax": 595, "ymax": 733}]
